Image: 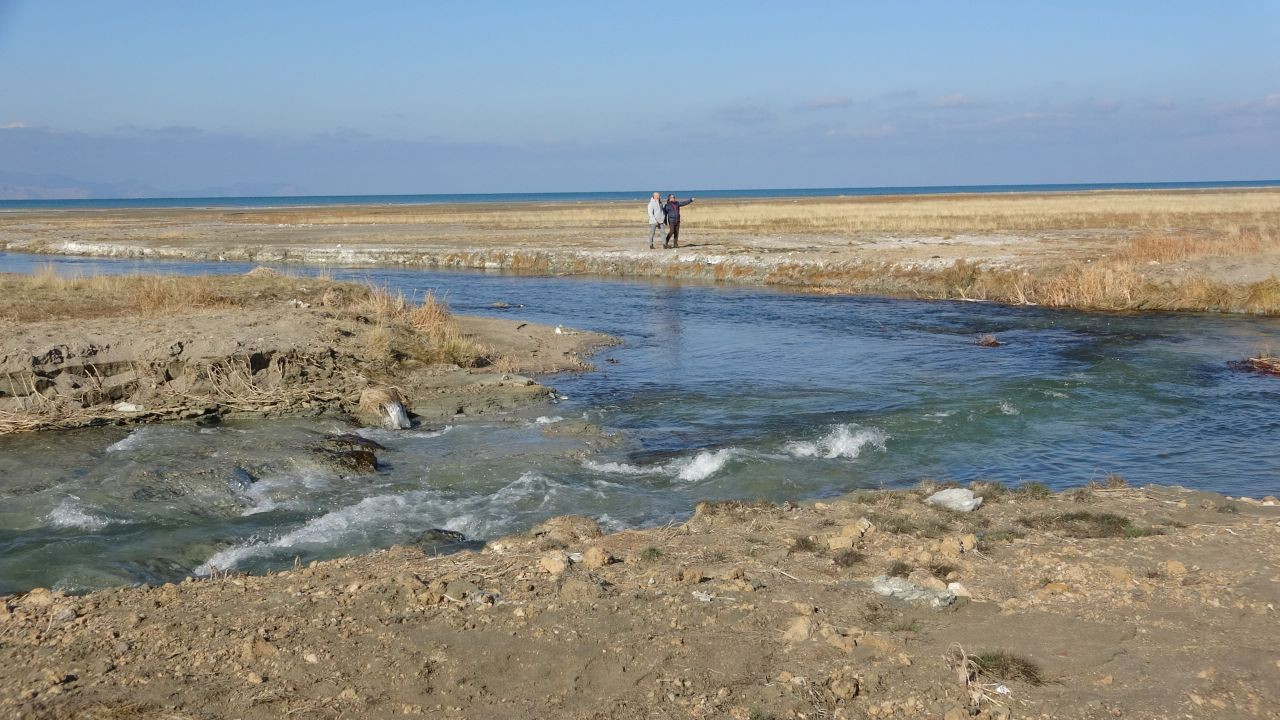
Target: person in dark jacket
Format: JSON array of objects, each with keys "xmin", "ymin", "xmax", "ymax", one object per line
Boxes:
[{"xmin": 662, "ymin": 194, "xmax": 695, "ymax": 248}]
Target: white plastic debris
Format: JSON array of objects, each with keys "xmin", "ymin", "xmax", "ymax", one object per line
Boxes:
[
  {"xmin": 112, "ymin": 402, "xmax": 145, "ymax": 413},
  {"xmin": 996, "ymin": 684, "xmax": 1011, "ymax": 695},
  {"xmin": 924, "ymin": 488, "xmax": 984, "ymax": 512}
]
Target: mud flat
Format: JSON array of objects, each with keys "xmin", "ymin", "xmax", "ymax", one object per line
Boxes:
[
  {"xmin": 0, "ymin": 270, "xmax": 611, "ymax": 434},
  {"xmin": 3, "ymin": 188, "xmax": 1280, "ymax": 313},
  {"xmin": 1, "ymin": 483, "xmax": 1276, "ymax": 719}
]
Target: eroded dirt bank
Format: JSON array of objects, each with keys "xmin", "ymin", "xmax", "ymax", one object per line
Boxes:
[
  {"xmin": 0, "ymin": 270, "xmax": 611, "ymax": 433},
  {"xmin": 2, "ymin": 484, "xmax": 1276, "ymax": 720}
]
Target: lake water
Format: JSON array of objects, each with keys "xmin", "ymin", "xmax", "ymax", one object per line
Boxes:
[
  {"xmin": 1, "ymin": 252, "xmax": 1278, "ymax": 593},
  {"xmin": 1, "ymin": 180, "xmax": 1277, "ymax": 211}
]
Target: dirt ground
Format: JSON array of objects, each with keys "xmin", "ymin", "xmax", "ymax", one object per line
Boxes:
[
  {"xmin": 0, "ymin": 270, "xmax": 611, "ymax": 433},
  {"xmin": 1, "ymin": 483, "xmax": 1276, "ymax": 720}
]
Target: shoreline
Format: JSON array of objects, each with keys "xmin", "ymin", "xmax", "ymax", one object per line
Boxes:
[
  {"xmin": 0, "ymin": 270, "xmax": 612, "ymax": 434},
  {"xmin": 3, "ymin": 187, "xmax": 1280, "ymax": 315},
  {"xmin": 2, "ymin": 483, "xmax": 1276, "ymax": 719}
]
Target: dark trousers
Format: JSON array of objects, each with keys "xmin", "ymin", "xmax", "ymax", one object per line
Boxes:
[{"xmin": 664, "ymin": 221, "xmax": 681, "ymax": 247}]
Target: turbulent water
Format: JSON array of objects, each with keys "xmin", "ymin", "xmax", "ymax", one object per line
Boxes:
[{"xmin": 2, "ymin": 252, "xmax": 1279, "ymax": 593}]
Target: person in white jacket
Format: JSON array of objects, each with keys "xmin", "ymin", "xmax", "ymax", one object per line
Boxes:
[{"xmin": 646, "ymin": 191, "xmax": 665, "ymax": 249}]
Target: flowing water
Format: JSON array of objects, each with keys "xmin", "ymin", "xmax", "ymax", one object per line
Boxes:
[{"xmin": 2, "ymin": 252, "xmax": 1278, "ymax": 593}]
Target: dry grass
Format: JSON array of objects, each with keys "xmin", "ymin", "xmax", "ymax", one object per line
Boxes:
[
  {"xmin": 0, "ymin": 267, "xmax": 363, "ymax": 323},
  {"xmin": 1017, "ymin": 511, "xmax": 1156, "ymax": 539},
  {"xmin": 356, "ymin": 286, "xmax": 495, "ymax": 368},
  {"xmin": 969, "ymin": 650, "xmax": 1046, "ymax": 686},
  {"xmin": 221, "ymin": 189, "xmax": 1280, "ymax": 236},
  {"xmin": 1118, "ymin": 225, "xmax": 1278, "ymax": 263}
]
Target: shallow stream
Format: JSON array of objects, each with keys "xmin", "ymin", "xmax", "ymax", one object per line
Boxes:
[{"xmin": 1, "ymin": 252, "xmax": 1278, "ymax": 593}]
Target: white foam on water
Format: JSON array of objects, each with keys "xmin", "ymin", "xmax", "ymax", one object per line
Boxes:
[
  {"xmin": 534, "ymin": 415, "xmax": 564, "ymax": 425},
  {"xmin": 582, "ymin": 459, "xmax": 666, "ymax": 476},
  {"xmin": 925, "ymin": 410, "xmax": 954, "ymax": 418},
  {"xmin": 784, "ymin": 423, "xmax": 888, "ymax": 460},
  {"xmin": 583, "ymin": 448, "xmax": 742, "ymax": 482},
  {"xmin": 46, "ymin": 498, "xmax": 113, "ymax": 531},
  {"xmin": 199, "ymin": 470, "xmax": 584, "ymax": 574},
  {"xmin": 354, "ymin": 425, "xmax": 454, "ymax": 443},
  {"xmin": 106, "ymin": 427, "xmax": 153, "ymax": 453},
  {"xmin": 999, "ymin": 401, "xmax": 1020, "ymax": 415},
  {"xmin": 671, "ymin": 448, "xmax": 739, "ymax": 482}
]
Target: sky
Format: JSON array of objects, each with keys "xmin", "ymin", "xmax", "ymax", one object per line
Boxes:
[{"xmin": 1, "ymin": 1, "xmax": 1278, "ymax": 196}]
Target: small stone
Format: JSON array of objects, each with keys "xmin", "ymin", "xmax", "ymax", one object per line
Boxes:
[
  {"xmin": 540, "ymin": 552, "xmax": 570, "ymax": 575},
  {"xmin": 22, "ymin": 588, "xmax": 55, "ymax": 608},
  {"xmin": 826, "ymin": 534, "xmax": 855, "ymax": 551},
  {"xmin": 943, "ymin": 707, "xmax": 968, "ymax": 720},
  {"xmin": 51, "ymin": 605, "xmax": 78, "ymax": 623},
  {"xmin": 782, "ymin": 617, "xmax": 813, "ymax": 643},
  {"xmin": 582, "ymin": 546, "xmax": 614, "ymax": 569},
  {"xmin": 907, "ymin": 569, "xmax": 948, "ymax": 592},
  {"xmin": 946, "ymin": 582, "xmax": 971, "ymax": 598},
  {"xmin": 825, "ymin": 633, "xmax": 857, "ymax": 652},
  {"xmin": 304, "ymin": 653, "xmax": 319, "ymax": 664},
  {"xmin": 840, "ymin": 517, "xmax": 876, "ymax": 538},
  {"xmin": 246, "ymin": 672, "xmax": 264, "ymax": 685},
  {"xmin": 827, "ymin": 668, "xmax": 859, "ymax": 701}
]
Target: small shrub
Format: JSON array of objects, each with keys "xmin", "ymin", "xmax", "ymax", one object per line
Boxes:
[
  {"xmin": 833, "ymin": 549, "xmax": 866, "ymax": 568},
  {"xmin": 885, "ymin": 560, "xmax": 911, "ymax": 578},
  {"xmin": 887, "ymin": 617, "xmax": 923, "ymax": 632},
  {"xmin": 1068, "ymin": 488, "xmax": 1094, "ymax": 503},
  {"xmin": 789, "ymin": 535, "xmax": 819, "ymax": 554},
  {"xmin": 639, "ymin": 547, "xmax": 663, "ymax": 561},
  {"xmin": 1103, "ymin": 473, "xmax": 1128, "ymax": 488},
  {"xmin": 971, "ymin": 651, "xmax": 1046, "ymax": 686},
  {"xmin": 984, "ymin": 528, "xmax": 1025, "ymax": 544},
  {"xmin": 928, "ymin": 563, "xmax": 958, "ymax": 579},
  {"xmin": 1018, "ymin": 511, "xmax": 1157, "ymax": 539},
  {"xmin": 1014, "ymin": 482, "xmax": 1052, "ymax": 500},
  {"xmin": 971, "ymin": 480, "xmax": 1007, "ymax": 502}
]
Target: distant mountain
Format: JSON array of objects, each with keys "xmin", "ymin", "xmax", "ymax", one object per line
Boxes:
[{"xmin": 0, "ymin": 172, "xmax": 306, "ymax": 200}]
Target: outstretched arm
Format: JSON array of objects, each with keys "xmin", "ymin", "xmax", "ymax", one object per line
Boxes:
[{"xmin": 678, "ymin": 199, "xmax": 694, "ymax": 207}]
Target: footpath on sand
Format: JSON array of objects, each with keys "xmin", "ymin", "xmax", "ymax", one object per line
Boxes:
[{"xmin": 2, "ymin": 482, "xmax": 1277, "ymax": 719}]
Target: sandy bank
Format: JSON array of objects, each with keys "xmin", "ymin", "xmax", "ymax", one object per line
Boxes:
[
  {"xmin": 1, "ymin": 483, "xmax": 1276, "ymax": 719},
  {"xmin": 0, "ymin": 271, "xmax": 612, "ymax": 433},
  {"xmin": 3, "ymin": 188, "xmax": 1280, "ymax": 313}
]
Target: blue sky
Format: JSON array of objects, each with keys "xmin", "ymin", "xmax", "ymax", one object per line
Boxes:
[{"xmin": 1, "ymin": 1, "xmax": 1278, "ymax": 196}]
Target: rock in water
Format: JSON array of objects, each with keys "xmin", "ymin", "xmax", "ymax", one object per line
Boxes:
[
  {"xmin": 924, "ymin": 488, "xmax": 983, "ymax": 512},
  {"xmin": 358, "ymin": 386, "xmax": 411, "ymax": 430}
]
